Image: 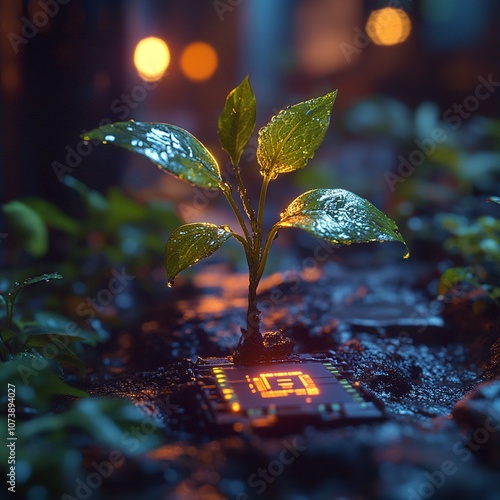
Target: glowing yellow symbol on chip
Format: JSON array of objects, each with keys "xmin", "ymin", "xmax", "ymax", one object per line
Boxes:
[{"xmin": 250, "ymin": 371, "xmax": 320, "ymax": 398}]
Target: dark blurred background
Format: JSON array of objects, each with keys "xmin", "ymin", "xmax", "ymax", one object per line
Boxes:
[{"xmin": 1, "ymin": 0, "xmax": 499, "ymax": 228}]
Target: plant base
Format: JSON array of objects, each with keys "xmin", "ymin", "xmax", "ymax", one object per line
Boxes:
[{"xmin": 232, "ymin": 330, "xmax": 294, "ymax": 365}]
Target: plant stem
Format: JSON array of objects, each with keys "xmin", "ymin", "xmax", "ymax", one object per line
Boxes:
[
  {"xmin": 238, "ymin": 174, "xmax": 273, "ymax": 349},
  {"xmin": 233, "ymin": 167, "xmax": 256, "ymax": 228},
  {"xmin": 0, "ymin": 295, "xmax": 8, "ymax": 351},
  {"xmin": 244, "ymin": 278, "xmax": 262, "ymax": 340},
  {"xmin": 256, "ymin": 224, "xmax": 280, "ymax": 283},
  {"xmin": 221, "ymin": 180, "xmax": 263, "ymax": 348},
  {"xmin": 221, "ymin": 183, "xmax": 252, "ymax": 247},
  {"xmin": 231, "ymin": 232, "xmax": 249, "ymax": 250},
  {"xmin": 256, "ymin": 175, "xmax": 271, "ymax": 247},
  {"xmin": 4, "ymin": 293, "xmax": 14, "ymax": 331}
]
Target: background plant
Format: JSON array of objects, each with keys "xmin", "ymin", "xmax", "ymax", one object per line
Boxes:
[
  {"xmin": 0, "ymin": 359, "xmax": 161, "ymax": 498},
  {"xmin": 84, "ymin": 76, "xmax": 408, "ymax": 363},
  {"xmin": 0, "ymin": 277, "xmax": 161, "ymax": 499},
  {"xmin": 2, "ymin": 176, "xmax": 179, "ymax": 282},
  {"xmin": 0, "ymin": 273, "xmax": 95, "ymax": 372},
  {"xmin": 438, "ymin": 197, "xmax": 500, "ymax": 307}
]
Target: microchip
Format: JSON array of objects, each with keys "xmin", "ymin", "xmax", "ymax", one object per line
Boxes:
[{"xmin": 193, "ymin": 352, "xmax": 384, "ymax": 430}]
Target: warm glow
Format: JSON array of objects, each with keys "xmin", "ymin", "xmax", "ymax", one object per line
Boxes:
[
  {"xmin": 134, "ymin": 37, "xmax": 170, "ymax": 82},
  {"xmin": 366, "ymin": 8, "xmax": 411, "ymax": 46},
  {"xmin": 180, "ymin": 42, "xmax": 218, "ymax": 82},
  {"xmin": 294, "ymin": 0, "xmax": 364, "ymax": 76},
  {"xmin": 251, "ymin": 371, "xmax": 320, "ymax": 398},
  {"xmin": 231, "ymin": 402, "xmax": 241, "ymax": 412}
]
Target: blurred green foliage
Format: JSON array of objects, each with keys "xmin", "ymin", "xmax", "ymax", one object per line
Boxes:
[
  {"xmin": 439, "ymin": 214, "xmax": 500, "ymax": 271},
  {"xmin": 2, "ymin": 201, "xmax": 48, "ymax": 258},
  {"xmin": 2, "ymin": 175, "xmax": 180, "ymax": 281},
  {"xmin": 0, "ymin": 388, "xmax": 161, "ymax": 498},
  {"xmin": 0, "ymin": 177, "xmax": 174, "ymax": 498},
  {"xmin": 438, "ymin": 198, "xmax": 500, "ymax": 306}
]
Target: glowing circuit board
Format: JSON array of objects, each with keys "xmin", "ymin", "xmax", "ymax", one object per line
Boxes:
[{"xmin": 194, "ymin": 354, "xmax": 384, "ymax": 429}]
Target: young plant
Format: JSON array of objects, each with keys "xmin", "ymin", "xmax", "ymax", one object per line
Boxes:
[
  {"xmin": 0, "ymin": 273, "xmax": 87, "ymax": 374},
  {"xmin": 84, "ymin": 77, "xmax": 408, "ymax": 364}
]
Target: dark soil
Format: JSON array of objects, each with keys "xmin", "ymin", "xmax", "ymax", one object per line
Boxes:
[{"xmin": 86, "ymin": 252, "xmax": 500, "ymax": 499}]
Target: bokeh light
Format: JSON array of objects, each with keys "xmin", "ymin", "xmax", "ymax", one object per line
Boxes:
[
  {"xmin": 180, "ymin": 42, "xmax": 218, "ymax": 82},
  {"xmin": 366, "ymin": 8, "xmax": 411, "ymax": 46},
  {"xmin": 133, "ymin": 37, "xmax": 170, "ymax": 82}
]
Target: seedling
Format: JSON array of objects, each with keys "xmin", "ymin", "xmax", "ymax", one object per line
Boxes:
[
  {"xmin": 0, "ymin": 272, "xmax": 86, "ymax": 374},
  {"xmin": 84, "ymin": 77, "xmax": 408, "ymax": 364}
]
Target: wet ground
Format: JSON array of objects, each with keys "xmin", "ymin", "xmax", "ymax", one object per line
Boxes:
[{"xmin": 87, "ymin": 252, "xmax": 500, "ymax": 499}]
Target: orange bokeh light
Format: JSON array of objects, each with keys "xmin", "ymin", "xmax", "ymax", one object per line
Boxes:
[
  {"xmin": 180, "ymin": 42, "xmax": 218, "ymax": 82},
  {"xmin": 366, "ymin": 8, "xmax": 411, "ymax": 46}
]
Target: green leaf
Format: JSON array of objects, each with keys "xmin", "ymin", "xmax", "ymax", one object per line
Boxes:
[
  {"xmin": 62, "ymin": 175, "xmax": 108, "ymax": 214},
  {"xmin": 20, "ymin": 398, "xmax": 160, "ymax": 455},
  {"xmin": 106, "ymin": 186, "xmax": 147, "ymax": 228},
  {"xmin": 2, "ymin": 201, "xmax": 48, "ymax": 257},
  {"xmin": 33, "ymin": 311, "xmax": 109, "ymax": 345},
  {"xmin": 83, "ymin": 122, "xmax": 222, "ymax": 190},
  {"xmin": 0, "ymin": 328, "xmax": 16, "ymax": 344},
  {"xmin": 21, "ymin": 334, "xmax": 86, "ymax": 377},
  {"xmin": 165, "ymin": 223, "xmax": 233, "ymax": 286},
  {"xmin": 9, "ymin": 273, "xmax": 62, "ymax": 302},
  {"xmin": 0, "ymin": 358, "xmax": 87, "ymax": 410},
  {"xmin": 277, "ymin": 189, "xmax": 409, "ymax": 257},
  {"xmin": 218, "ymin": 75, "xmax": 256, "ymax": 166},
  {"xmin": 257, "ymin": 90, "xmax": 337, "ymax": 178},
  {"xmin": 4, "ymin": 273, "xmax": 63, "ymax": 331},
  {"xmin": 22, "ymin": 197, "xmax": 80, "ymax": 237}
]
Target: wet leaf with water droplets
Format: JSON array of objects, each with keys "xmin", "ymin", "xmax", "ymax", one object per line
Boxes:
[
  {"xmin": 277, "ymin": 189, "xmax": 409, "ymax": 257},
  {"xmin": 12, "ymin": 272, "xmax": 63, "ymax": 291},
  {"xmin": 8, "ymin": 272, "xmax": 63, "ymax": 305},
  {"xmin": 257, "ymin": 90, "xmax": 337, "ymax": 178},
  {"xmin": 165, "ymin": 223, "xmax": 234, "ymax": 286},
  {"xmin": 83, "ymin": 122, "xmax": 222, "ymax": 190},
  {"xmin": 218, "ymin": 75, "xmax": 256, "ymax": 167}
]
